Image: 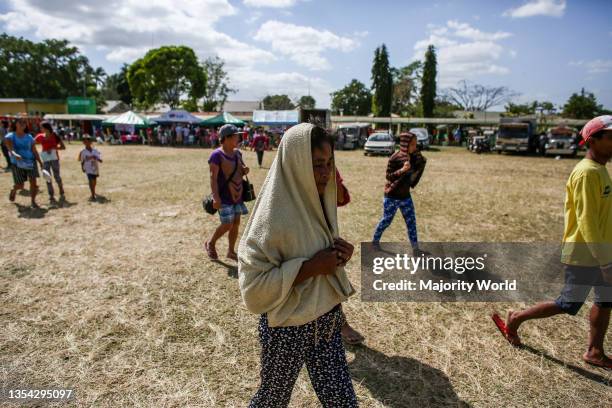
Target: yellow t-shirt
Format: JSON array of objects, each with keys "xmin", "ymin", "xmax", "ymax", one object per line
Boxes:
[{"xmin": 561, "ymin": 158, "xmax": 612, "ymax": 266}]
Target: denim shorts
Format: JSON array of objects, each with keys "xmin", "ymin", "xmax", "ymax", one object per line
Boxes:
[
  {"xmin": 219, "ymin": 202, "xmax": 248, "ymax": 224},
  {"xmin": 555, "ymin": 264, "xmax": 612, "ymax": 315}
]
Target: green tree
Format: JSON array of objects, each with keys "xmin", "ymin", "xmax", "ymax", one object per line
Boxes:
[
  {"xmin": 433, "ymin": 99, "xmax": 461, "ymax": 118},
  {"xmin": 371, "ymin": 44, "xmax": 393, "ymax": 117},
  {"xmin": 91, "ymin": 67, "xmax": 107, "ymax": 89},
  {"xmin": 201, "ymin": 56, "xmax": 235, "ymax": 111},
  {"xmin": 562, "ymin": 88, "xmax": 604, "ymax": 119},
  {"xmin": 116, "ymin": 64, "xmax": 133, "ymax": 106},
  {"xmin": 180, "ymin": 99, "xmax": 199, "ymax": 112},
  {"xmin": 391, "ymin": 60, "xmax": 422, "ymax": 116},
  {"xmin": 0, "ymin": 33, "xmax": 105, "ymax": 109},
  {"xmin": 127, "ymin": 46, "xmax": 206, "ymax": 109},
  {"xmin": 102, "ymin": 73, "xmax": 121, "ymax": 100},
  {"xmin": 298, "ymin": 95, "xmax": 316, "ymax": 109},
  {"xmin": 420, "ymin": 45, "xmax": 437, "ymax": 118},
  {"xmin": 330, "ymin": 79, "xmax": 372, "ymax": 116},
  {"xmin": 538, "ymin": 101, "xmax": 556, "ymax": 115},
  {"xmin": 262, "ymin": 94, "xmax": 295, "ymax": 110},
  {"xmin": 505, "ymin": 101, "xmax": 537, "ymax": 116}
]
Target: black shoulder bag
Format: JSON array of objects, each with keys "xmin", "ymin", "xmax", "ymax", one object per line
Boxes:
[{"xmin": 240, "ymin": 154, "xmax": 256, "ymax": 202}]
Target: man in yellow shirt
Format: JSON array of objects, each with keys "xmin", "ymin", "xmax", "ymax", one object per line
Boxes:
[{"xmin": 493, "ymin": 115, "xmax": 612, "ymax": 369}]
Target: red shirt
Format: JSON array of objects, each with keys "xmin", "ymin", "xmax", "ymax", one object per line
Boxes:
[
  {"xmin": 251, "ymin": 134, "xmax": 269, "ymax": 151},
  {"xmin": 35, "ymin": 133, "xmax": 61, "ymax": 152}
]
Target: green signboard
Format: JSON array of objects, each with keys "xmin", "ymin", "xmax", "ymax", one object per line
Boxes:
[{"xmin": 67, "ymin": 97, "xmax": 96, "ymax": 114}]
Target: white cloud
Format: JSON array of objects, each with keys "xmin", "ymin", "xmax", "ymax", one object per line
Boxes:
[
  {"xmin": 254, "ymin": 20, "xmax": 358, "ymax": 70},
  {"xmin": 570, "ymin": 60, "xmax": 612, "ymax": 74},
  {"xmin": 447, "ymin": 20, "xmax": 511, "ymax": 41},
  {"xmin": 243, "ymin": 0, "xmax": 299, "ymax": 8},
  {"xmin": 503, "ymin": 0, "xmax": 566, "ymax": 18},
  {"xmin": 246, "ymin": 11, "xmax": 263, "ymax": 24},
  {"xmin": 229, "ymin": 68, "xmax": 332, "ymax": 106},
  {"xmin": 0, "ymin": 0, "xmax": 275, "ymax": 70},
  {"xmin": 0, "ymin": 0, "xmax": 340, "ymax": 107},
  {"xmin": 414, "ymin": 21, "xmax": 513, "ymax": 86}
]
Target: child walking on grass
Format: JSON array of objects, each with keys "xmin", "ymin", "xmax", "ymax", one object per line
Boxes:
[{"xmin": 78, "ymin": 135, "xmax": 103, "ymax": 201}]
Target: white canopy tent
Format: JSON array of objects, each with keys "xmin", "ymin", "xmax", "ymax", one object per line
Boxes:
[{"xmin": 152, "ymin": 110, "xmax": 203, "ymax": 124}]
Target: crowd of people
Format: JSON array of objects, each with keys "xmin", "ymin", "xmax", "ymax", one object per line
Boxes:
[
  {"xmin": 202, "ymin": 117, "xmax": 610, "ymax": 406},
  {"xmin": 112, "ymin": 124, "xmax": 281, "ymax": 149},
  {"xmin": 1, "ymin": 118, "xmax": 104, "ymax": 206},
  {"xmin": 3, "ymin": 112, "xmax": 611, "ymax": 406}
]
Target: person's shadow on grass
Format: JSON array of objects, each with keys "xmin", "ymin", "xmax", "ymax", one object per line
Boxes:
[
  {"xmin": 212, "ymin": 259, "xmax": 238, "ymax": 279},
  {"xmin": 520, "ymin": 345, "xmax": 611, "ymax": 386},
  {"xmin": 348, "ymin": 344, "xmax": 470, "ymax": 407},
  {"xmin": 93, "ymin": 195, "xmax": 111, "ymax": 204},
  {"xmin": 14, "ymin": 203, "xmax": 48, "ymax": 219},
  {"xmin": 48, "ymin": 197, "xmax": 78, "ymax": 210}
]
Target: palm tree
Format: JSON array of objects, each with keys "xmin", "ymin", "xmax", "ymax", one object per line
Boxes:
[{"xmin": 92, "ymin": 67, "xmax": 107, "ymax": 90}]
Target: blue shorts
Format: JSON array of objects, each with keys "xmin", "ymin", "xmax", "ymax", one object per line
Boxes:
[
  {"xmin": 555, "ymin": 264, "xmax": 612, "ymax": 315},
  {"xmin": 219, "ymin": 202, "xmax": 248, "ymax": 224}
]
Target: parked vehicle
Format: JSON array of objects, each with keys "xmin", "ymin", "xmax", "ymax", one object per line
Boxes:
[
  {"xmin": 474, "ymin": 137, "xmax": 491, "ymax": 154},
  {"xmin": 336, "ymin": 123, "xmax": 370, "ymax": 150},
  {"xmin": 467, "ymin": 129, "xmax": 479, "ymax": 150},
  {"xmin": 364, "ymin": 132, "xmax": 395, "ymax": 156},
  {"xmin": 470, "ymin": 130, "xmax": 496, "ymax": 152},
  {"xmin": 409, "ymin": 127, "xmax": 430, "ymax": 150},
  {"xmin": 542, "ymin": 126, "xmax": 578, "ymax": 157},
  {"xmin": 483, "ymin": 129, "xmax": 496, "ymax": 145},
  {"xmin": 495, "ymin": 118, "xmax": 538, "ymax": 154}
]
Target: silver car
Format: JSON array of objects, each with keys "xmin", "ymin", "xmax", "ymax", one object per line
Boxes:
[{"xmin": 364, "ymin": 133, "xmax": 395, "ymax": 156}]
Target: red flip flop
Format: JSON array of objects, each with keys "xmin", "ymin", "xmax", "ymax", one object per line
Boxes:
[{"xmin": 491, "ymin": 313, "xmax": 521, "ymax": 347}]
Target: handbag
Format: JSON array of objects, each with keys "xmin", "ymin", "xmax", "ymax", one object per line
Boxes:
[
  {"xmin": 238, "ymin": 155, "xmax": 256, "ymax": 202},
  {"xmin": 203, "ymin": 194, "xmax": 217, "ymax": 215},
  {"xmin": 242, "ymin": 176, "xmax": 256, "ymax": 202}
]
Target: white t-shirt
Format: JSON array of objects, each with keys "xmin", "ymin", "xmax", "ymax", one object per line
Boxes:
[
  {"xmin": 183, "ymin": 127, "xmax": 190, "ymax": 137},
  {"xmin": 79, "ymin": 148, "xmax": 101, "ymax": 175}
]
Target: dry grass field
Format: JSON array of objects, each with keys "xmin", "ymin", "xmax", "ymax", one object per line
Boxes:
[{"xmin": 1, "ymin": 143, "xmax": 610, "ymax": 407}]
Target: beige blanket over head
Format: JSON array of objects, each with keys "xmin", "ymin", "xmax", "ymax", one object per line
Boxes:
[{"xmin": 238, "ymin": 123, "xmax": 355, "ymax": 327}]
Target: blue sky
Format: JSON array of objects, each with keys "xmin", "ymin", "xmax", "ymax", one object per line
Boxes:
[{"xmin": 1, "ymin": 0, "xmax": 611, "ymax": 110}]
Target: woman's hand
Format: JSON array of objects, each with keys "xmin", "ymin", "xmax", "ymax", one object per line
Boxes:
[
  {"xmin": 308, "ymin": 248, "xmax": 338, "ymax": 275},
  {"xmin": 333, "ymin": 237, "xmax": 354, "ymax": 266},
  {"xmin": 212, "ymin": 195, "xmax": 221, "ymax": 210},
  {"xmin": 293, "ymin": 247, "xmax": 338, "ymax": 286},
  {"xmin": 402, "ymin": 160, "xmax": 411, "ymax": 172},
  {"xmin": 243, "ymin": 166, "xmax": 250, "ymax": 175}
]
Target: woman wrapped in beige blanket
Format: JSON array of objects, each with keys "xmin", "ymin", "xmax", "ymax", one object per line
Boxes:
[{"xmin": 238, "ymin": 123, "xmax": 358, "ymax": 407}]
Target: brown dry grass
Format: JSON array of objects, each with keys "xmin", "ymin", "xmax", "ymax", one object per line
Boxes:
[{"xmin": 1, "ymin": 144, "xmax": 610, "ymax": 407}]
